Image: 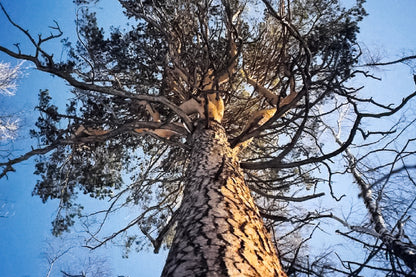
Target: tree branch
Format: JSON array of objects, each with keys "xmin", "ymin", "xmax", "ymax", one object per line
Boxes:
[
  {"xmin": 362, "ymin": 55, "xmax": 416, "ymax": 67},
  {"xmin": 0, "ymin": 144, "xmax": 57, "ymax": 179}
]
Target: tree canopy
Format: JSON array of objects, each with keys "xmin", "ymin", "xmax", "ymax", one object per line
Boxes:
[{"xmin": 1, "ymin": 0, "xmax": 416, "ymax": 275}]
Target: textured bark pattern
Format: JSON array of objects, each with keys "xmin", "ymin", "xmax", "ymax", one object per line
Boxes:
[{"xmin": 161, "ymin": 122, "xmax": 286, "ymax": 277}]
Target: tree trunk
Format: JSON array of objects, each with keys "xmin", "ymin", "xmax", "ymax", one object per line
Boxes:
[{"xmin": 161, "ymin": 121, "xmax": 286, "ymax": 277}]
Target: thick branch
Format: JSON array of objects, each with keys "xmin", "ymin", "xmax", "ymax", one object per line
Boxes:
[
  {"xmin": 250, "ymin": 184, "xmax": 325, "ymax": 202},
  {"xmin": 242, "ymin": 89, "xmax": 416, "ymax": 170},
  {"xmin": 0, "ymin": 144, "xmax": 57, "ymax": 179},
  {"xmin": 0, "ymin": 121, "xmax": 188, "ymax": 179},
  {"xmin": 363, "ymin": 55, "xmax": 416, "ymax": 67},
  {"xmin": 0, "ymin": 46, "xmax": 194, "ymax": 131}
]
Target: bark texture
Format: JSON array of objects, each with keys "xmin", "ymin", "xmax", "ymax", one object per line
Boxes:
[{"xmin": 161, "ymin": 121, "xmax": 286, "ymax": 277}]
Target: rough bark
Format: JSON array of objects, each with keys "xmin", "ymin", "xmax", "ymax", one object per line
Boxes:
[{"xmin": 161, "ymin": 121, "xmax": 286, "ymax": 277}]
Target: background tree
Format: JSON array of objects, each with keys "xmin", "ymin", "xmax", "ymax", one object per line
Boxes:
[
  {"xmin": 1, "ymin": 0, "xmax": 416, "ymax": 276},
  {"xmin": 0, "ymin": 61, "xmax": 22, "ymax": 217},
  {"xmin": 42, "ymin": 235, "xmax": 112, "ymax": 277},
  {"xmin": 0, "ymin": 61, "xmax": 22, "ymax": 141}
]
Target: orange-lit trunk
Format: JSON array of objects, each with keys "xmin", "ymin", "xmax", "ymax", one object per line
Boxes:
[{"xmin": 161, "ymin": 121, "xmax": 286, "ymax": 277}]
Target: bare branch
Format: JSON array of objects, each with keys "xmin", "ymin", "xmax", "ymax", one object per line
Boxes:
[
  {"xmin": 0, "ymin": 144, "xmax": 57, "ymax": 179},
  {"xmin": 362, "ymin": 55, "xmax": 416, "ymax": 67},
  {"xmin": 0, "ymin": 2, "xmax": 62, "ymax": 65}
]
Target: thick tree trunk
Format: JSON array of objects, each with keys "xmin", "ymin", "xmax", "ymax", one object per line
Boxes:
[{"xmin": 161, "ymin": 121, "xmax": 286, "ymax": 277}]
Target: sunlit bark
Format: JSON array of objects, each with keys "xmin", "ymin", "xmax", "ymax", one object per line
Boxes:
[{"xmin": 162, "ymin": 121, "xmax": 286, "ymax": 276}]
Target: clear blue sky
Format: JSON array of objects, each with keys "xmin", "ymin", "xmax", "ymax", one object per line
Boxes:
[{"xmin": 0, "ymin": 1, "xmax": 415, "ymax": 277}]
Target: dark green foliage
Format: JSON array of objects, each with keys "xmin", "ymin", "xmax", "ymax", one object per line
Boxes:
[
  {"xmin": 300, "ymin": 0, "xmax": 367, "ymax": 78},
  {"xmin": 30, "ymin": 90, "xmax": 63, "ymax": 145},
  {"xmin": 30, "ymin": 90, "xmax": 127, "ymax": 234},
  {"xmin": 70, "ymin": 8, "xmax": 167, "ymax": 92}
]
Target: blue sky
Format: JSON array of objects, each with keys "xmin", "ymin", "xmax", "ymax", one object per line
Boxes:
[{"xmin": 0, "ymin": 0, "xmax": 415, "ymax": 277}]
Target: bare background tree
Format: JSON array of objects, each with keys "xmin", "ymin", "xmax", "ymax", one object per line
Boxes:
[
  {"xmin": 42, "ymin": 235, "xmax": 112, "ymax": 277},
  {"xmin": 0, "ymin": 61, "xmax": 22, "ymax": 141}
]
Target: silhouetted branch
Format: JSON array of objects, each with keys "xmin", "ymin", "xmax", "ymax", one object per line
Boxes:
[{"xmin": 362, "ymin": 55, "xmax": 416, "ymax": 67}]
